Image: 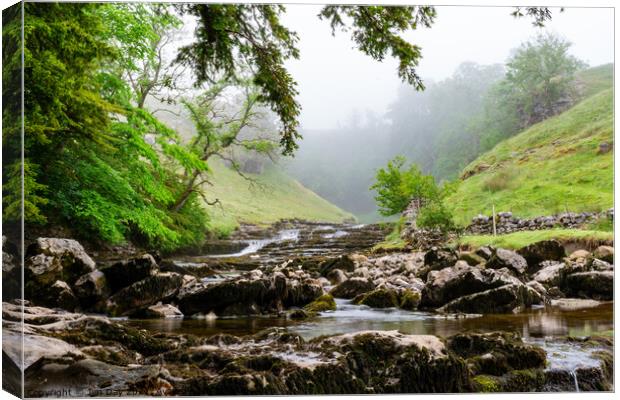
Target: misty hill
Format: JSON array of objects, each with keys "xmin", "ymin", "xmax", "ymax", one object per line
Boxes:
[
  {"xmin": 205, "ymin": 161, "xmax": 355, "ymax": 236},
  {"xmin": 447, "ymin": 65, "xmax": 613, "ymax": 225}
]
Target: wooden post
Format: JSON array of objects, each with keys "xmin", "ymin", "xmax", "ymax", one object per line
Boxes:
[{"xmin": 492, "ymin": 204, "xmax": 497, "ymax": 237}]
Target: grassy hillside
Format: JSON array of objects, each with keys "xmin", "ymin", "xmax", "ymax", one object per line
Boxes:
[
  {"xmin": 577, "ymin": 63, "xmax": 614, "ymax": 98},
  {"xmin": 457, "ymin": 229, "xmax": 613, "ymax": 250},
  {"xmin": 448, "ymin": 86, "xmax": 613, "ymax": 226},
  {"xmin": 203, "ymin": 161, "xmax": 355, "ymax": 236}
]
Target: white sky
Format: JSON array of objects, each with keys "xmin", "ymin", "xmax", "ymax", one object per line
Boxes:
[{"xmin": 281, "ymin": 5, "xmax": 614, "ymax": 130}]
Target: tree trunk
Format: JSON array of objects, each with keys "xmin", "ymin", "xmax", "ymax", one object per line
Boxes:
[{"xmin": 171, "ymin": 170, "xmax": 200, "ymax": 212}]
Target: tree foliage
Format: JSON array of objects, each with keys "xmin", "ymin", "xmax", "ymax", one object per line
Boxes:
[
  {"xmin": 417, "ymin": 201, "xmax": 456, "ymax": 233},
  {"xmin": 319, "ymin": 6, "xmax": 436, "ymax": 90},
  {"xmin": 504, "ymin": 32, "xmax": 586, "ymax": 126},
  {"xmin": 3, "ymin": 2, "xmax": 114, "ymax": 224},
  {"xmin": 172, "ymin": 78, "xmax": 278, "ymax": 212},
  {"xmin": 477, "ymin": 32, "xmax": 586, "ymax": 152},
  {"xmin": 175, "ymin": 4, "xmax": 301, "ymax": 155},
  {"xmin": 371, "ymin": 156, "xmax": 440, "ymax": 216}
]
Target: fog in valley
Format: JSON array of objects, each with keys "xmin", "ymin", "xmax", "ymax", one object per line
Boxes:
[
  {"xmin": 153, "ymin": 5, "xmax": 613, "ymax": 222},
  {"xmin": 276, "ymin": 5, "xmax": 613, "ymax": 221}
]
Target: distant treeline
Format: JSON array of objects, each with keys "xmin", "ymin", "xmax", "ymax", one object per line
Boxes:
[{"xmin": 286, "ymin": 34, "xmax": 609, "ymax": 219}]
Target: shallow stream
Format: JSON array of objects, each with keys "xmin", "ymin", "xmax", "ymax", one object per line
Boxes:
[{"xmin": 126, "ymin": 223, "xmax": 614, "ymax": 380}]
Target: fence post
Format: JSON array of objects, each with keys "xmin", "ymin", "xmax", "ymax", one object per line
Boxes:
[{"xmin": 492, "ymin": 204, "xmax": 497, "ymax": 237}]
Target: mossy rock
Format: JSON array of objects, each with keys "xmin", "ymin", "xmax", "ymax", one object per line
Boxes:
[
  {"xmin": 288, "ymin": 309, "xmax": 310, "ymax": 319},
  {"xmin": 458, "ymin": 251, "xmax": 486, "ymax": 266},
  {"xmin": 500, "ymin": 369, "xmax": 545, "ymax": 392},
  {"xmin": 303, "ymin": 294, "xmax": 336, "ymax": 313},
  {"xmin": 50, "ymin": 317, "xmax": 174, "ymax": 357},
  {"xmin": 399, "ymin": 290, "xmax": 421, "ymax": 311},
  {"xmin": 472, "ymin": 374, "xmax": 501, "ymax": 392},
  {"xmin": 353, "ymin": 288, "xmax": 399, "ymax": 308},
  {"xmin": 448, "ymin": 332, "xmax": 546, "ymax": 375},
  {"xmin": 591, "ymin": 349, "xmax": 613, "ymax": 383}
]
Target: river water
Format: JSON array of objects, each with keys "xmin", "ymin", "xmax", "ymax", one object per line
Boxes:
[
  {"xmin": 125, "ymin": 299, "xmax": 613, "ymax": 341},
  {"xmin": 125, "ymin": 223, "xmax": 613, "ymax": 379}
]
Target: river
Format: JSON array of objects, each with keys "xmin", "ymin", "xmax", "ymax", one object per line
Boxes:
[{"xmin": 122, "ymin": 222, "xmax": 614, "ymax": 382}]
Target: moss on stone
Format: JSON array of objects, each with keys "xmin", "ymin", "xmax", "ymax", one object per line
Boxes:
[
  {"xmin": 501, "ymin": 369, "xmax": 545, "ymax": 392},
  {"xmin": 472, "ymin": 375, "xmax": 501, "ymax": 392},
  {"xmin": 591, "ymin": 350, "xmax": 613, "ymax": 384},
  {"xmin": 399, "ymin": 290, "xmax": 421, "ymax": 311},
  {"xmin": 353, "ymin": 288, "xmax": 399, "ymax": 308},
  {"xmin": 303, "ymin": 294, "xmax": 337, "ymax": 313}
]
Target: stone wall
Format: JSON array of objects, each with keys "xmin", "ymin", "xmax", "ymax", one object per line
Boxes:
[{"xmin": 465, "ymin": 209, "xmax": 614, "ymax": 235}]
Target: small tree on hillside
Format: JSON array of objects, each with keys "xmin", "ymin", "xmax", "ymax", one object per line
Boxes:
[
  {"xmin": 371, "ymin": 156, "xmax": 439, "ymax": 216},
  {"xmin": 504, "ymin": 32, "xmax": 587, "ymax": 127},
  {"xmin": 372, "ymin": 156, "xmax": 458, "ymax": 232}
]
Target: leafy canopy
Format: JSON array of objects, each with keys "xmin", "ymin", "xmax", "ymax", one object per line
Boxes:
[
  {"xmin": 478, "ymin": 32, "xmax": 586, "ymax": 152},
  {"xmin": 371, "ymin": 156, "xmax": 440, "ymax": 216}
]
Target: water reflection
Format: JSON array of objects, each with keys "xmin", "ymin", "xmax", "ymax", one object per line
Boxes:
[{"xmin": 123, "ymin": 300, "xmax": 613, "ymax": 341}]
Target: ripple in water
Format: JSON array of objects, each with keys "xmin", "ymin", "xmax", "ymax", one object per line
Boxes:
[{"xmin": 207, "ymin": 229, "xmax": 300, "ymax": 258}]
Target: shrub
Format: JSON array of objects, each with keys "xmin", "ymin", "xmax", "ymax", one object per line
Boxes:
[
  {"xmin": 417, "ymin": 201, "xmax": 456, "ymax": 233},
  {"xmin": 371, "ymin": 156, "xmax": 440, "ymax": 216}
]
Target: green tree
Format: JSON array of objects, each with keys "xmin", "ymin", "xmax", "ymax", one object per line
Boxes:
[
  {"xmin": 502, "ymin": 32, "xmax": 586, "ymax": 127},
  {"xmin": 172, "ymin": 78, "xmax": 279, "ymax": 212},
  {"xmin": 3, "ymin": 2, "xmax": 114, "ymax": 225},
  {"xmin": 416, "ymin": 201, "xmax": 456, "ymax": 233},
  {"xmin": 371, "ymin": 156, "xmax": 439, "ymax": 216}
]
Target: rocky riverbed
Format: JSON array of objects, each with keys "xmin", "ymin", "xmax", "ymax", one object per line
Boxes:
[{"xmin": 2, "ymin": 222, "xmax": 614, "ymax": 395}]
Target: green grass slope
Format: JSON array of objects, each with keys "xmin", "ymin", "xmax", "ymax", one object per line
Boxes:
[
  {"xmin": 577, "ymin": 63, "xmax": 614, "ymax": 98},
  {"xmin": 204, "ymin": 161, "xmax": 355, "ymax": 235},
  {"xmin": 448, "ymin": 87, "xmax": 613, "ymax": 226}
]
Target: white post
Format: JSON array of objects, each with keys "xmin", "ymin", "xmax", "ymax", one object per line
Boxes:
[{"xmin": 492, "ymin": 204, "xmax": 497, "ymax": 237}]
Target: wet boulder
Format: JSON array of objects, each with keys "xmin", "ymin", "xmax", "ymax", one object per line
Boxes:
[
  {"xmin": 399, "ymin": 289, "xmax": 421, "ymax": 310},
  {"xmin": 564, "ymin": 271, "xmax": 613, "ymax": 300},
  {"xmin": 588, "ymin": 258, "xmax": 612, "ymax": 271},
  {"xmin": 100, "ymin": 254, "xmax": 158, "ymax": 293},
  {"xmin": 532, "ymin": 263, "xmax": 565, "ymax": 288},
  {"xmin": 549, "ymin": 298, "xmax": 602, "ymax": 311},
  {"xmin": 319, "ymin": 255, "xmax": 355, "ymax": 276},
  {"xmin": 420, "ymin": 262, "xmax": 521, "ymax": 308},
  {"xmin": 177, "ymin": 278, "xmax": 269, "ymax": 316},
  {"xmin": 326, "ymin": 268, "xmax": 348, "ymax": 285},
  {"xmin": 438, "ymin": 283, "xmax": 543, "ymax": 314},
  {"xmin": 285, "ymin": 279, "xmax": 324, "ymax": 307},
  {"xmin": 422, "ymin": 246, "xmax": 458, "ymax": 275},
  {"xmin": 2, "ymin": 237, "xmax": 20, "ymax": 301},
  {"xmin": 526, "ymin": 281, "xmax": 548, "ymax": 299},
  {"xmin": 314, "ymin": 330, "xmax": 471, "ymax": 394},
  {"xmin": 568, "ymin": 249, "xmax": 591, "ymax": 262},
  {"xmin": 329, "ymin": 277, "xmax": 375, "ymax": 299},
  {"xmin": 303, "ymin": 294, "xmax": 337, "ymax": 313},
  {"xmin": 25, "ymin": 238, "xmax": 95, "ymax": 286},
  {"xmin": 106, "ymin": 272, "xmax": 184, "ymax": 316},
  {"xmin": 447, "ymin": 331, "xmax": 546, "ymax": 375},
  {"xmin": 475, "ymin": 246, "xmax": 494, "ymax": 260},
  {"xmin": 592, "ymin": 245, "xmax": 614, "ymax": 264},
  {"xmin": 517, "ymin": 240, "xmax": 565, "ymax": 273},
  {"xmin": 486, "ymin": 249, "xmax": 528, "ymax": 276},
  {"xmin": 73, "ymin": 270, "xmax": 110, "ymax": 310},
  {"xmin": 31, "ymin": 280, "xmax": 79, "ymax": 311},
  {"xmin": 353, "ymin": 288, "xmax": 400, "ymax": 308},
  {"xmin": 129, "ymin": 303, "xmax": 183, "ymax": 319},
  {"xmin": 177, "ymin": 272, "xmax": 323, "ymax": 316}
]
